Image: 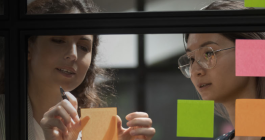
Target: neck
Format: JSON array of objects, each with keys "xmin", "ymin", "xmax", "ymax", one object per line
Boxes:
[
  {"xmin": 223, "ymin": 79, "xmax": 257, "ymax": 128},
  {"xmin": 222, "ymin": 78, "xmax": 259, "ymax": 140},
  {"xmin": 28, "ymin": 79, "xmax": 62, "ymax": 125}
]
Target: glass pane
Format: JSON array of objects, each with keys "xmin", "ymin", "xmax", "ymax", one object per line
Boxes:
[
  {"xmin": 96, "ymin": 35, "xmax": 137, "ymax": 68},
  {"xmin": 25, "ymin": 32, "xmax": 262, "ymax": 140},
  {"xmin": 145, "ymin": 34, "xmax": 184, "ymax": 66},
  {"xmin": 27, "ymin": 0, "xmax": 136, "ymax": 14},
  {"xmin": 27, "ymin": 0, "xmax": 265, "ymax": 14},
  {"xmin": 92, "ymin": 0, "xmax": 136, "ymax": 12},
  {"xmin": 146, "ymin": 0, "xmax": 245, "ymax": 11},
  {"xmin": 0, "ymin": 36, "xmax": 5, "ymax": 140},
  {"xmin": 107, "ymin": 71, "xmax": 138, "ymax": 128}
]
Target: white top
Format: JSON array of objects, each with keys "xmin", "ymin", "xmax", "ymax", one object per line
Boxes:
[
  {"xmin": 28, "ymin": 95, "xmax": 82, "ymax": 140},
  {"xmin": 0, "ymin": 94, "xmax": 82, "ymax": 140},
  {"xmin": 33, "ymin": 118, "xmax": 45, "ymax": 140}
]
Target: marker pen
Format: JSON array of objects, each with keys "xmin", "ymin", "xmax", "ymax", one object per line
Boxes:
[{"xmin": 60, "ymin": 86, "xmax": 69, "ymax": 100}]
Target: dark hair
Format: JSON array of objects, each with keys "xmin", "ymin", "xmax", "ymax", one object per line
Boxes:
[
  {"xmin": 27, "ymin": 0, "xmax": 114, "ymax": 117},
  {"xmin": 184, "ymin": 0, "xmax": 265, "ymax": 121}
]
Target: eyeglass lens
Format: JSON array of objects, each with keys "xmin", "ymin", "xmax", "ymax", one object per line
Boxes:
[{"xmin": 178, "ymin": 47, "xmax": 216, "ymax": 78}]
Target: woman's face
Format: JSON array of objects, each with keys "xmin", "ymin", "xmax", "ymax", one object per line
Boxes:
[
  {"xmin": 28, "ymin": 35, "xmax": 93, "ymax": 91},
  {"xmin": 187, "ymin": 33, "xmax": 254, "ymax": 103}
]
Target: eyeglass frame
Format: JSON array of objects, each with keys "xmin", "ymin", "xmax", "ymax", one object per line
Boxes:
[{"xmin": 178, "ymin": 46, "xmax": 235, "ymax": 74}]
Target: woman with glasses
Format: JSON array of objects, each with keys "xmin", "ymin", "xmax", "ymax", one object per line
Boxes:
[{"xmin": 178, "ymin": 1, "xmax": 265, "ymax": 140}]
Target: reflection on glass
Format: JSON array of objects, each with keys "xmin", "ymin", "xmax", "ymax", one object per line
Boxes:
[
  {"xmin": 27, "ymin": 0, "xmax": 136, "ymax": 13},
  {"xmin": 90, "ymin": 0, "xmax": 136, "ymax": 12},
  {"xmin": 27, "ymin": 0, "xmax": 263, "ymax": 13},
  {"xmin": 0, "ymin": 37, "xmax": 5, "ymax": 140},
  {"xmin": 27, "ymin": 0, "xmax": 101, "ymax": 14}
]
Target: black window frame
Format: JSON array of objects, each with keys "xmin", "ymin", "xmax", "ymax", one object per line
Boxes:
[{"xmin": 2, "ymin": 0, "xmax": 265, "ymax": 139}]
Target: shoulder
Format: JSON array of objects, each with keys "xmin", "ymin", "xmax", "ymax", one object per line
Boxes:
[{"xmin": 215, "ymin": 129, "xmax": 235, "ymax": 140}]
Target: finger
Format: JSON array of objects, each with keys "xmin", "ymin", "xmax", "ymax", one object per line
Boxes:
[
  {"xmin": 44, "ymin": 105, "xmax": 71, "ymax": 127},
  {"xmin": 131, "ymin": 126, "xmax": 145, "ymax": 139},
  {"xmin": 60, "ymin": 99, "xmax": 80, "ymax": 123},
  {"xmin": 67, "ymin": 116, "xmax": 90, "ymax": 140},
  {"xmin": 125, "ymin": 112, "xmax": 149, "ymax": 121},
  {"xmin": 116, "ymin": 115, "xmax": 124, "ymax": 135},
  {"xmin": 65, "ymin": 91, "xmax": 78, "ymax": 110},
  {"xmin": 40, "ymin": 117, "xmax": 68, "ymax": 135},
  {"xmin": 130, "ymin": 127, "xmax": 156, "ymax": 138},
  {"xmin": 116, "ymin": 115, "xmax": 122, "ymax": 129},
  {"xmin": 127, "ymin": 118, "xmax": 152, "ymax": 127}
]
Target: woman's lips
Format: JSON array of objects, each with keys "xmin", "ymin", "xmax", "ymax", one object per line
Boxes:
[
  {"xmin": 56, "ymin": 68, "xmax": 75, "ymax": 78},
  {"xmin": 197, "ymin": 83, "xmax": 212, "ymax": 91},
  {"xmin": 56, "ymin": 67, "xmax": 76, "ymax": 74}
]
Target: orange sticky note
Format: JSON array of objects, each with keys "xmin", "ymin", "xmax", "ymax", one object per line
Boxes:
[
  {"xmin": 235, "ymin": 99, "xmax": 265, "ymax": 136},
  {"xmin": 80, "ymin": 107, "xmax": 118, "ymax": 140}
]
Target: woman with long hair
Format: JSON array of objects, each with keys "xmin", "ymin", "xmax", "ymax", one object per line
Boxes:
[
  {"xmin": 178, "ymin": 1, "xmax": 265, "ymax": 140},
  {"xmin": 25, "ymin": 0, "xmax": 156, "ymax": 140}
]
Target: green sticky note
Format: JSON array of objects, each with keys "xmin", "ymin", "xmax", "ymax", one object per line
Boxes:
[
  {"xmin": 245, "ymin": 0, "xmax": 265, "ymax": 7},
  {"xmin": 177, "ymin": 100, "xmax": 214, "ymax": 138}
]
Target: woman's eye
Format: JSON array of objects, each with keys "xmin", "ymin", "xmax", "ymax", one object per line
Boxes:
[
  {"xmin": 79, "ymin": 45, "xmax": 89, "ymax": 52},
  {"xmin": 51, "ymin": 39, "xmax": 65, "ymax": 44},
  {"xmin": 206, "ymin": 52, "xmax": 214, "ymax": 56},
  {"xmin": 204, "ymin": 52, "xmax": 214, "ymax": 59}
]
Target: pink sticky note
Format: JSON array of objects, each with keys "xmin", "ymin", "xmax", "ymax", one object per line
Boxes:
[{"xmin": 236, "ymin": 39, "xmax": 265, "ymax": 77}]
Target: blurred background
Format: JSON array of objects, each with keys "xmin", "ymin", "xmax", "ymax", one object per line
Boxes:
[{"xmin": 25, "ymin": 0, "xmax": 243, "ymax": 139}]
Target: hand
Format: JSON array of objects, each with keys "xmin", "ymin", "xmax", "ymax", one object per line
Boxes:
[
  {"xmin": 40, "ymin": 92, "xmax": 89, "ymax": 140},
  {"xmin": 117, "ymin": 112, "xmax": 156, "ymax": 140}
]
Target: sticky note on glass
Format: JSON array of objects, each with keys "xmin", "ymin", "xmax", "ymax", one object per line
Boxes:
[
  {"xmin": 245, "ymin": 0, "xmax": 265, "ymax": 7},
  {"xmin": 236, "ymin": 39, "xmax": 265, "ymax": 77},
  {"xmin": 177, "ymin": 100, "xmax": 214, "ymax": 138},
  {"xmin": 80, "ymin": 107, "xmax": 118, "ymax": 140},
  {"xmin": 235, "ymin": 99, "xmax": 265, "ymax": 136}
]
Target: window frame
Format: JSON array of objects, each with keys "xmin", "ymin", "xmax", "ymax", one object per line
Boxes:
[{"xmin": 3, "ymin": 0, "xmax": 265, "ymax": 139}]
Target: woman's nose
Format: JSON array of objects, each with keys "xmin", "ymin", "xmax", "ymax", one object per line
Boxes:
[
  {"xmin": 64, "ymin": 44, "xmax": 78, "ymax": 61},
  {"xmin": 190, "ymin": 61, "xmax": 206, "ymax": 77}
]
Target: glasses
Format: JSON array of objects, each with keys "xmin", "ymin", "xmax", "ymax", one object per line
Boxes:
[{"xmin": 178, "ymin": 46, "xmax": 235, "ymax": 78}]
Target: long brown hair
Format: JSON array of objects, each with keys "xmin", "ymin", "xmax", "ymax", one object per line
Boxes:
[
  {"xmin": 184, "ymin": 0, "xmax": 265, "ymax": 121},
  {"xmin": 27, "ymin": 0, "xmax": 115, "ymax": 116}
]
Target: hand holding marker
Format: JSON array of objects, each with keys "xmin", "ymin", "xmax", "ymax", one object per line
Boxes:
[{"xmin": 40, "ymin": 86, "xmax": 89, "ymax": 140}]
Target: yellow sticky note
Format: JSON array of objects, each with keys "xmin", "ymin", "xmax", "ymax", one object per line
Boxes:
[{"xmin": 80, "ymin": 107, "xmax": 118, "ymax": 140}]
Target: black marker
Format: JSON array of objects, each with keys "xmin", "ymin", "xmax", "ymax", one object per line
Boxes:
[{"xmin": 60, "ymin": 86, "xmax": 69, "ymax": 100}]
